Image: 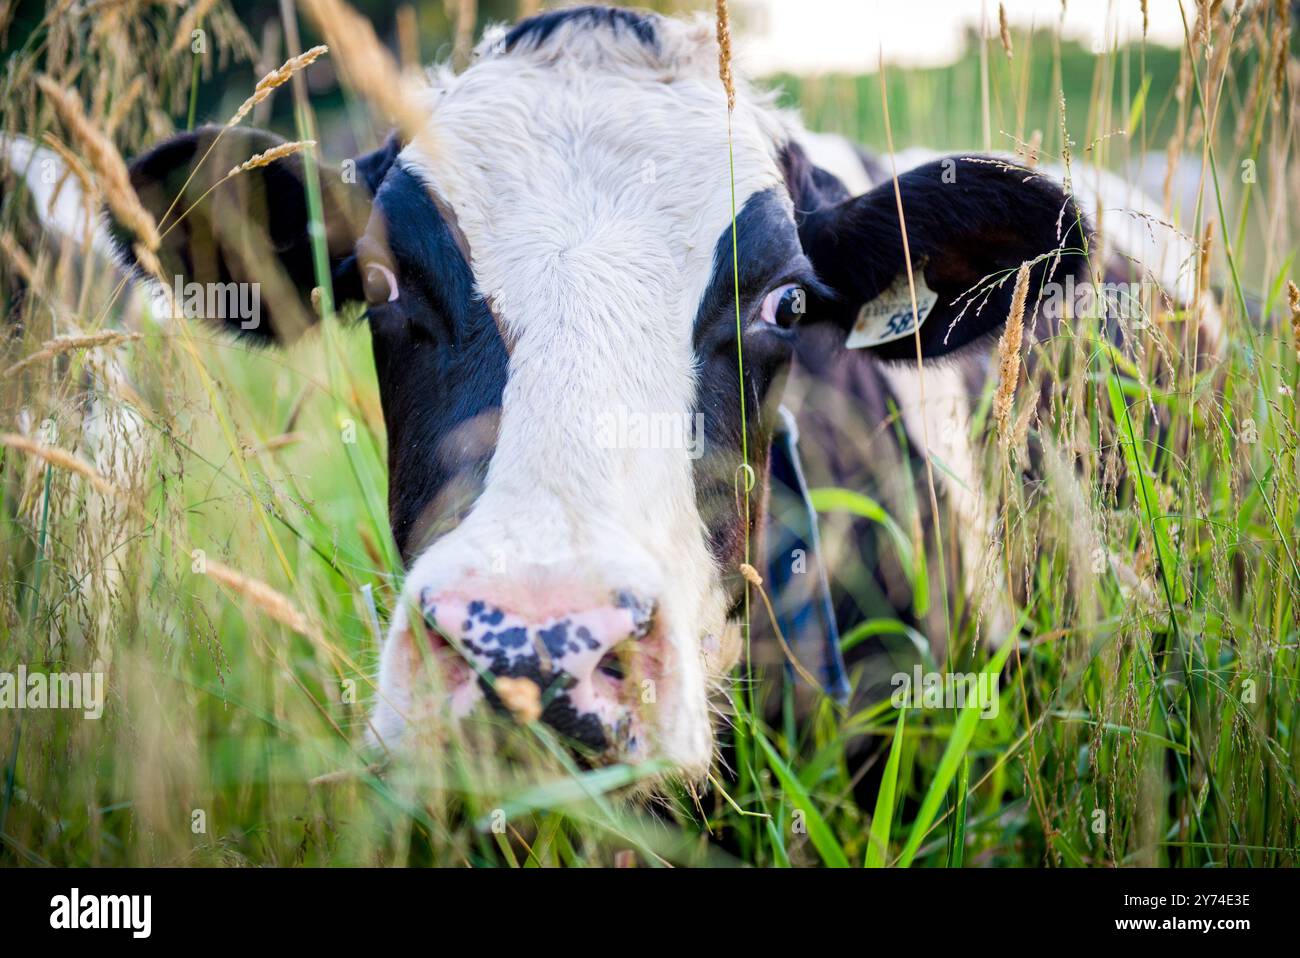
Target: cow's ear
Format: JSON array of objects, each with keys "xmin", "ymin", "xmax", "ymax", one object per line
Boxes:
[
  {"xmin": 797, "ymin": 155, "xmax": 1089, "ymax": 362},
  {"xmin": 114, "ymin": 125, "xmax": 399, "ymax": 344}
]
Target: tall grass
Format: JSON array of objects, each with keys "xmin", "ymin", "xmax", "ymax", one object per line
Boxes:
[{"xmin": 1, "ymin": 1, "xmax": 1296, "ymax": 867}]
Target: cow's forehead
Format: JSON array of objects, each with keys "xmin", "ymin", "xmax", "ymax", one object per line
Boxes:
[{"xmin": 396, "ymin": 12, "xmax": 792, "ymax": 338}]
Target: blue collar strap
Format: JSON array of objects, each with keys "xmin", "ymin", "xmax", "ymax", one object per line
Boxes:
[{"xmin": 766, "ymin": 405, "xmax": 851, "ymax": 704}]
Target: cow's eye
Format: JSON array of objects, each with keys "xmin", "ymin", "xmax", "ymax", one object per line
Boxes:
[
  {"xmin": 362, "ymin": 262, "xmax": 400, "ymax": 306},
  {"xmin": 760, "ymin": 283, "xmax": 804, "ymax": 328}
]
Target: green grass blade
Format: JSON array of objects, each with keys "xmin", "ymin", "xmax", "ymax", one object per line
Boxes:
[
  {"xmin": 865, "ymin": 708, "xmax": 906, "ymax": 867},
  {"xmin": 809, "ymin": 486, "xmax": 928, "ymax": 614},
  {"xmin": 947, "ymin": 755, "xmax": 971, "ymax": 868},
  {"xmin": 755, "ymin": 733, "xmax": 849, "ymax": 868},
  {"xmin": 896, "ymin": 638, "xmax": 1014, "ymax": 867}
]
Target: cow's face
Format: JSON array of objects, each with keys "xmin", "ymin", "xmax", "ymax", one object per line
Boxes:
[
  {"xmin": 119, "ymin": 7, "xmax": 1084, "ymax": 780},
  {"xmin": 361, "ymin": 13, "xmax": 815, "ymax": 775}
]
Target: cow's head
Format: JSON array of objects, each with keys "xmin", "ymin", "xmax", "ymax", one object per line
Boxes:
[{"xmin": 115, "ymin": 7, "xmax": 1085, "ymax": 778}]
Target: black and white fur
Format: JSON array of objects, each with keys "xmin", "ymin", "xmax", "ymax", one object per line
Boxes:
[{"xmin": 81, "ymin": 7, "xmax": 1142, "ymax": 779}]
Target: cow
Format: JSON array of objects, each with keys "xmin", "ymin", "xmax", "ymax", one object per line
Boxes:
[{"xmin": 32, "ymin": 6, "xmax": 1211, "ymax": 784}]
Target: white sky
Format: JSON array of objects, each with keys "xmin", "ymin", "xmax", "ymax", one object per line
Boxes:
[{"xmin": 735, "ymin": 0, "xmax": 1188, "ymax": 74}]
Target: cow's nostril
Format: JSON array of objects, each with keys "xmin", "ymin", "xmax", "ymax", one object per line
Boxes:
[
  {"xmin": 595, "ymin": 635, "xmax": 646, "ymax": 684},
  {"xmin": 597, "ymin": 650, "xmax": 626, "ymax": 681}
]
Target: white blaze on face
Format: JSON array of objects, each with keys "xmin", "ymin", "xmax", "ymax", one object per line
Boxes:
[{"xmin": 372, "ymin": 15, "xmax": 792, "ymax": 776}]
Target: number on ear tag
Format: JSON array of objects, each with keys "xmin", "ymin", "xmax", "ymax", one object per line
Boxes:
[{"xmin": 844, "ymin": 269, "xmax": 938, "ymax": 349}]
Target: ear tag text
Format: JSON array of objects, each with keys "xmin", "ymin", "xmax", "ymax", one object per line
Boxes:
[{"xmin": 845, "ymin": 269, "xmax": 938, "ymax": 349}]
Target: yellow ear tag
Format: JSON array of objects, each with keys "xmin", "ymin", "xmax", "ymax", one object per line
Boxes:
[{"xmin": 845, "ymin": 269, "xmax": 939, "ymax": 349}]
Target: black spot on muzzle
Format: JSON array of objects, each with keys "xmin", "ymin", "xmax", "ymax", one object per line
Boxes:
[{"xmin": 477, "ymin": 656, "xmax": 609, "ymax": 752}]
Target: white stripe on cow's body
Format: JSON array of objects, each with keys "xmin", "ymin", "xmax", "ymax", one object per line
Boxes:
[{"xmin": 374, "ymin": 15, "xmax": 796, "ymax": 775}]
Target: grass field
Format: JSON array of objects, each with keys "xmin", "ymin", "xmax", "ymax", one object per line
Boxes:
[{"xmin": 1, "ymin": 1, "xmax": 1298, "ymax": 867}]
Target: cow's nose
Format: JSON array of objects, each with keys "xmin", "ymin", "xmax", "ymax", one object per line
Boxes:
[{"xmin": 417, "ymin": 587, "xmax": 658, "ymax": 752}]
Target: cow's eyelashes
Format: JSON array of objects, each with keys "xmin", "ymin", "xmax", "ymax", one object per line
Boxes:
[
  {"xmin": 758, "ymin": 283, "xmax": 805, "ymax": 329},
  {"xmin": 362, "ymin": 262, "xmax": 400, "ymax": 306}
]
